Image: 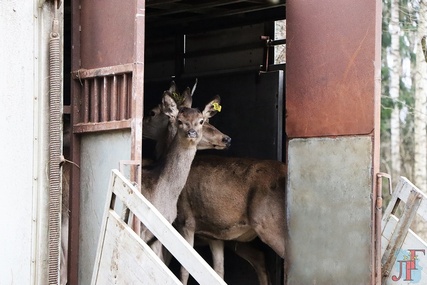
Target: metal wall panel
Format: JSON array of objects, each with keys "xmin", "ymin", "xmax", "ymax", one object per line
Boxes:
[
  {"xmin": 287, "ymin": 136, "xmax": 372, "ymax": 284},
  {"xmin": 78, "ymin": 131, "xmax": 131, "ymax": 285},
  {"xmin": 286, "ymin": 0, "xmax": 381, "ymax": 138},
  {"xmin": 80, "ymin": 0, "xmax": 135, "ymax": 69},
  {"xmin": 185, "ymin": 25, "xmax": 265, "ymax": 75}
]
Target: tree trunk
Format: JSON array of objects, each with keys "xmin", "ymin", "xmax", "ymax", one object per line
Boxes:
[
  {"xmin": 389, "ymin": 0, "xmax": 401, "ymax": 183},
  {"xmin": 413, "ymin": 1, "xmax": 427, "ymax": 240}
]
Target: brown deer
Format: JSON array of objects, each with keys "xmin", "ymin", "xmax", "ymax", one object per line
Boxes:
[
  {"xmin": 144, "ymin": 85, "xmax": 284, "ymax": 285},
  {"xmin": 176, "ymin": 155, "xmax": 286, "ymax": 285},
  {"xmin": 140, "ymin": 89, "xmax": 221, "ymax": 259},
  {"xmin": 143, "ymin": 81, "xmax": 231, "ymax": 157}
]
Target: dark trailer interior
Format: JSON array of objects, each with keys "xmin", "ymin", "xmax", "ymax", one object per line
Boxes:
[
  {"xmin": 144, "ymin": 0, "xmax": 286, "ymax": 161},
  {"xmin": 144, "ymin": 1, "xmax": 286, "ymax": 284}
]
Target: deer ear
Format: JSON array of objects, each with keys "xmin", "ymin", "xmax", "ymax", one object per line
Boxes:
[
  {"xmin": 168, "ymin": 81, "xmax": 177, "ymax": 94},
  {"xmin": 181, "ymin": 87, "xmax": 193, "ymax": 108},
  {"xmin": 161, "ymin": 93, "xmax": 179, "ymax": 119},
  {"xmin": 202, "ymin": 95, "xmax": 221, "ymax": 119}
]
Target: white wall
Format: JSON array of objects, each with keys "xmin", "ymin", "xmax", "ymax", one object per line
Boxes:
[{"xmin": 0, "ymin": 1, "xmax": 60, "ymax": 284}]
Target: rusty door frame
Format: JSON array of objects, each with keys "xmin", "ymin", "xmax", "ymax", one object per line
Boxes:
[
  {"xmin": 68, "ymin": 1, "xmax": 144, "ymax": 283},
  {"xmin": 285, "ymin": 0, "xmax": 382, "ymax": 284}
]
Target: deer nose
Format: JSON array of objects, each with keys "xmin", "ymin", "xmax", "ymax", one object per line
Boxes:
[
  {"xmin": 223, "ymin": 136, "xmax": 232, "ymax": 147},
  {"xmin": 187, "ymin": 129, "xmax": 198, "ymax": 138}
]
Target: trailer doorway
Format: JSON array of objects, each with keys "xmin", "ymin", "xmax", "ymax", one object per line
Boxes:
[
  {"xmin": 64, "ymin": 1, "xmax": 381, "ymax": 284},
  {"xmin": 143, "ymin": 4, "xmax": 286, "ymax": 284}
]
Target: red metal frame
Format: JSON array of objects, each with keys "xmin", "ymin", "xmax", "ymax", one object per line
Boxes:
[{"xmin": 68, "ymin": 1, "xmax": 145, "ymax": 284}]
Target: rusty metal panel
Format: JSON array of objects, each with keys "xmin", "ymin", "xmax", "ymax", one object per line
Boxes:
[
  {"xmin": 286, "ymin": 0, "xmax": 381, "ymax": 138},
  {"xmin": 80, "ymin": 0, "xmax": 135, "ymax": 69}
]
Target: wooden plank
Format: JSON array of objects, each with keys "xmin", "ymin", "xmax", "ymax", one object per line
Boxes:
[
  {"xmin": 382, "ymin": 178, "xmax": 404, "ymax": 229},
  {"xmin": 393, "ymin": 177, "xmax": 427, "ymax": 221},
  {"xmin": 381, "ymin": 216, "xmax": 427, "ymax": 285},
  {"xmin": 110, "ymin": 170, "xmax": 227, "ymax": 285},
  {"xmin": 93, "ymin": 211, "xmax": 181, "ymax": 285},
  {"xmin": 381, "ymin": 190, "xmax": 423, "ymax": 281},
  {"xmin": 92, "ymin": 170, "xmax": 226, "ymax": 285}
]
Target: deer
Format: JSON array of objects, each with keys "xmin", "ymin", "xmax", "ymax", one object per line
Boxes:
[
  {"xmin": 143, "ymin": 83, "xmax": 284, "ymax": 285},
  {"xmin": 143, "ymin": 81, "xmax": 231, "ymax": 158},
  {"xmin": 140, "ymin": 87, "xmax": 222, "ymax": 259}
]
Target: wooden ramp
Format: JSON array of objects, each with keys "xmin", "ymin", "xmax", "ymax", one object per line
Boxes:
[
  {"xmin": 91, "ymin": 169, "xmax": 227, "ymax": 285},
  {"xmin": 381, "ymin": 177, "xmax": 427, "ymax": 285}
]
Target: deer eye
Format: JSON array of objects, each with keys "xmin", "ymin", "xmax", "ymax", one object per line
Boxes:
[
  {"xmin": 199, "ymin": 119, "xmax": 204, "ymax": 125},
  {"xmin": 150, "ymin": 110, "xmax": 156, "ymax": 117},
  {"xmin": 177, "ymin": 120, "xmax": 183, "ymax": 125}
]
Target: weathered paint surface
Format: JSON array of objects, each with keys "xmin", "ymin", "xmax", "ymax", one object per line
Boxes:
[
  {"xmin": 286, "ymin": 0, "xmax": 381, "ymax": 138},
  {"xmin": 287, "ymin": 136, "xmax": 372, "ymax": 284},
  {"xmin": 79, "ymin": 130, "xmax": 131, "ymax": 285},
  {"xmin": 80, "ymin": 0, "xmax": 134, "ymax": 69}
]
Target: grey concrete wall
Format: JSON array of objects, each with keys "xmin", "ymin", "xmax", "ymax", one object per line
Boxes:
[
  {"xmin": 287, "ymin": 136, "xmax": 372, "ymax": 284},
  {"xmin": 79, "ymin": 130, "xmax": 131, "ymax": 285}
]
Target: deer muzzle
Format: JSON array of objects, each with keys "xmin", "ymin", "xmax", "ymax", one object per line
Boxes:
[{"xmin": 187, "ymin": 129, "xmax": 198, "ymax": 138}]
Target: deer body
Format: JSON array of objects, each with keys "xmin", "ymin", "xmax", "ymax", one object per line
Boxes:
[
  {"xmin": 176, "ymin": 156, "xmax": 286, "ymax": 284},
  {"xmin": 178, "ymin": 156, "xmax": 286, "ymax": 249}
]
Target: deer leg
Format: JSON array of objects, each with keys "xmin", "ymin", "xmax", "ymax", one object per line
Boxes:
[
  {"xmin": 150, "ymin": 239, "xmax": 165, "ymax": 261},
  {"xmin": 179, "ymin": 226, "xmax": 195, "ymax": 285},
  {"xmin": 226, "ymin": 241, "xmax": 271, "ymax": 285},
  {"xmin": 209, "ymin": 239, "xmax": 225, "ymax": 278},
  {"xmin": 256, "ymin": 228, "xmax": 285, "ymax": 259}
]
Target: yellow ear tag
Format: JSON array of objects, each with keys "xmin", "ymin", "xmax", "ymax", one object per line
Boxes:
[
  {"xmin": 171, "ymin": 92, "xmax": 184, "ymax": 105},
  {"xmin": 213, "ymin": 102, "xmax": 222, "ymax": 112}
]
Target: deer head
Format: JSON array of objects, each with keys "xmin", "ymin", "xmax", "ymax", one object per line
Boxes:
[
  {"xmin": 161, "ymin": 91, "xmax": 222, "ymax": 147},
  {"xmin": 143, "ymin": 82, "xmax": 231, "ymax": 154}
]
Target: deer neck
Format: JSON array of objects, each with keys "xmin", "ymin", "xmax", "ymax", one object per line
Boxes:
[{"xmin": 151, "ymin": 134, "xmax": 198, "ymax": 204}]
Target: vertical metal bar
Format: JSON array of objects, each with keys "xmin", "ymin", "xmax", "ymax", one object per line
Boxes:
[
  {"xmin": 120, "ymin": 73, "xmax": 127, "ymax": 120},
  {"xmin": 132, "ymin": 0, "xmax": 145, "ymax": 234},
  {"xmin": 127, "ymin": 75, "xmax": 132, "ymax": 119},
  {"xmin": 92, "ymin": 77, "xmax": 99, "ymax": 122},
  {"xmin": 83, "ymin": 79, "xmax": 89, "ymax": 123},
  {"xmin": 111, "ymin": 75, "xmax": 118, "ymax": 121},
  {"xmin": 101, "ymin": 77, "xmax": 108, "ymax": 122},
  {"xmin": 69, "ymin": 0, "xmax": 82, "ymax": 282}
]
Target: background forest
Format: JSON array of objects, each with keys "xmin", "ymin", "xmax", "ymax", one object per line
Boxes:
[{"xmin": 382, "ymin": 0, "xmax": 427, "ymax": 238}]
